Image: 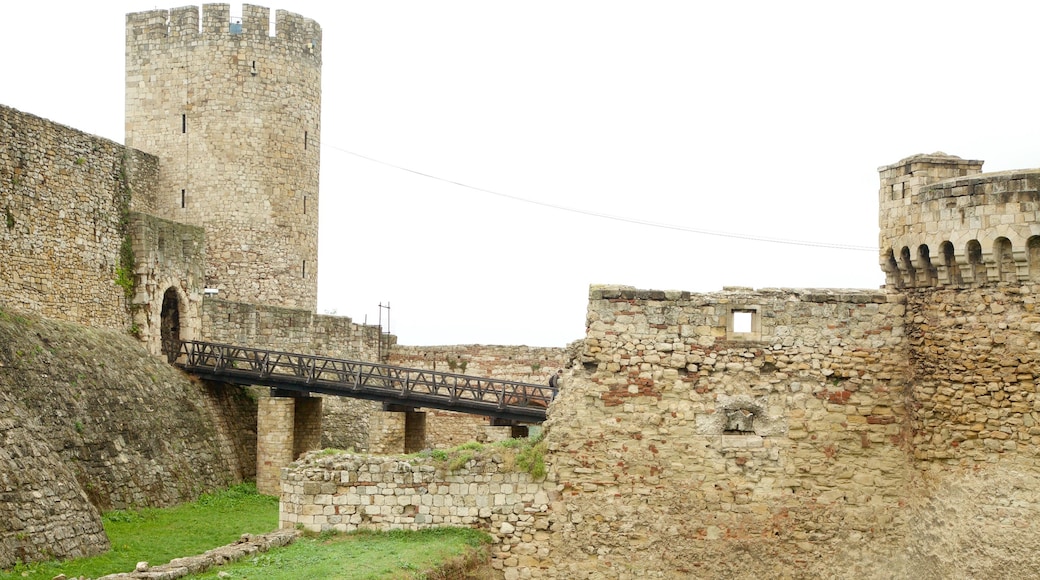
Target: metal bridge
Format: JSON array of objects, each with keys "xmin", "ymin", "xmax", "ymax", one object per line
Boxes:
[{"xmin": 171, "ymin": 341, "xmax": 555, "ymax": 423}]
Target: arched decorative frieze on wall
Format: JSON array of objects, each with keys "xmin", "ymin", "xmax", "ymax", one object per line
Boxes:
[
  {"xmin": 1028, "ymin": 236, "xmax": 1040, "ymax": 280},
  {"xmin": 879, "ymin": 236, "xmax": 1040, "ymax": 289},
  {"xmin": 940, "ymin": 241, "xmax": 961, "ymax": 285},
  {"xmin": 966, "ymin": 240, "xmax": 985, "ymax": 285},
  {"xmin": 994, "ymin": 237, "xmax": 1016, "ymax": 283},
  {"xmin": 900, "ymin": 246, "xmax": 916, "ymax": 288},
  {"xmin": 883, "ymin": 249, "xmax": 903, "ymax": 288},
  {"xmin": 877, "ymin": 154, "xmax": 1040, "ymax": 289}
]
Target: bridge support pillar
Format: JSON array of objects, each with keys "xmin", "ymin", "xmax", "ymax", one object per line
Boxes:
[
  {"xmin": 370, "ymin": 407, "xmax": 426, "ymax": 454},
  {"xmin": 257, "ymin": 393, "xmax": 323, "ymax": 495}
]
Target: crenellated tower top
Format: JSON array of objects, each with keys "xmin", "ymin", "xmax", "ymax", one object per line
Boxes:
[
  {"xmin": 126, "ymin": 4, "xmax": 322, "ymax": 311},
  {"xmin": 127, "ymin": 4, "xmax": 321, "ymax": 57},
  {"xmin": 878, "ymin": 153, "xmax": 1040, "ymax": 288}
]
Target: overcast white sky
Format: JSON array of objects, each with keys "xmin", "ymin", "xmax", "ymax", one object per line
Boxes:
[{"xmin": 3, "ymin": 2, "xmax": 1040, "ymax": 347}]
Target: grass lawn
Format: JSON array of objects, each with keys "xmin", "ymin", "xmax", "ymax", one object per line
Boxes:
[
  {"xmin": 0, "ymin": 483, "xmax": 277, "ymax": 580},
  {"xmin": 0, "ymin": 483, "xmax": 492, "ymax": 580},
  {"xmin": 187, "ymin": 528, "xmax": 492, "ymax": 580}
]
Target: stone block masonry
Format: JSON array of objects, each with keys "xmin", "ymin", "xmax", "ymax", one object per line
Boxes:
[
  {"xmin": 126, "ymin": 5, "xmax": 323, "ymax": 311},
  {"xmin": 539, "ymin": 285, "xmax": 914, "ymax": 578},
  {"xmin": 281, "ymin": 451, "xmax": 554, "ymax": 575},
  {"xmin": 0, "ymin": 105, "xmax": 159, "ymax": 331}
]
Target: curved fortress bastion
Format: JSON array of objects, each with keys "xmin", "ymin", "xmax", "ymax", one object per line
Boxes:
[{"xmin": 879, "ymin": 152, "xmax": 1040, "ymax": 288}]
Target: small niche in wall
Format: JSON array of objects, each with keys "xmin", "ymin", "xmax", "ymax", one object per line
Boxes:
[{"xmin": 724, "ymin": 408, "xmax": 756, "ymax": 434}]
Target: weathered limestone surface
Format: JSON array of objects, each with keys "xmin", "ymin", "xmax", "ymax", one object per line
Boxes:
[
  {"xmin": 538, "ymin": 286, "xmax": 912, "ymax": 578},
  {"xmin": 0, "ymin": 104, "xmax": 158, "ymax": 332},
  {"xmin": 281, "ymin": 451, "xmax": 553, "ymax": 574},
  {"xmin": 126, "ymin": 5, "xmax": 322, "ymax": 311},
  {"xmin": 0, "ymin": 308, "xmax": 254, "ymax": 568}
]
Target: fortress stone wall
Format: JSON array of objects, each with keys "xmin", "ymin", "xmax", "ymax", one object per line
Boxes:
[
  {"xmin": 0, "ymin": 105, "xmax": 158, "ymax": 332},
  {"xmin": 0, "ymin": 308, "xmax": 255, "ymax": 569},
  {"xmin": 285, "ymin": 155, "xmax": 1040, "ymax": 579}
]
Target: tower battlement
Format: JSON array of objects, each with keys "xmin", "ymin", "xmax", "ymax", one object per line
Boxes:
[
  {"xmin": 126, "ymin": 4, "xmax": 321, "ymax": 59},
  {"xmin": 878, "ymin": 153, "xmax": 1040, "ymax": 288}
]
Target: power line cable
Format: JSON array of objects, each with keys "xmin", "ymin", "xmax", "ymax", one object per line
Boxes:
[{"xmin": 318, "ymin": 141, "xmax": 879, "ymax": 252}]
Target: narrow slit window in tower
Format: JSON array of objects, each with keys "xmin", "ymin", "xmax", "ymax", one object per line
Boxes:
[
  {"xmin": 303, "ymin": 196, "xmax": 307, "ymax": 214},
  {"xmin": 181, "ymin": 114, "xmax": 186, "ymax": 134},
  {"xmin": 304, "ymin": 131, "xmax": 308, "ymax": 149},
  {"xmin": 302, "ymin": 260, "xmax": 307, "ymax": 278},
  {"xmin": 181, "ymin": 189, "xmax": 186, "ymax": 208}
]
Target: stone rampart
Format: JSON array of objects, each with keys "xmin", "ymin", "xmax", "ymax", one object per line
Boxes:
[
  {"xmin": 0, "ymin": 307, "xmax": 255, "ymax": 568},
  {"xmin": 280, "ymin": 451, "xmax": 553, "ymax": 575},
  {"xmin": 0, "ymin": 105, "xmax": 158, "ymax": 331},
  {"xmin": 541, "ymin": 285, "xmax": 913, "ymax": 578}
]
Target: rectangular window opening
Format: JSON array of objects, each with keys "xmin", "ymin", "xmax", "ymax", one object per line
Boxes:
[
  {"xmin": 303, "ymin": 196, "xmax": 307, "ymax": 214},
  {"xmin": 733, "ymin": 311, "xmax": 753, "ymax": 334},
  {"xmin": 181, "ymin": 189, "xmax": 186, "ymax": 208},
  {"xmin": 302, "ymin": 260, "xmax": 307, "ymax": 278},
  {"xmin": 181, "ymin": 114, "xmax": 186, "ymax": 134},
  {"xmin": 304, "ymin": 131, "xmax": 308, "ymax": 150}
]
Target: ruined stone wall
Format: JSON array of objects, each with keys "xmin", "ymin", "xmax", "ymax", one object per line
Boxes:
[
  {"xmin": 896, "ymin": 284, "xmax": 1040, "ymax": 578},
  {"xmin": 281, "ymin": 451, "xmax": 553, "ymax": 576},
  {"xmin": 385, "ymin": 345, "xmax": 568, "ymax": 449},
  {"xmin": 0, "ymin": 307, "xmax": 254, "ymax": 567},
  {"xmin": 0, "ymin": 105, "xmax": 158, "ymax": 331},
  {"xmin": 540, "ymin": 285, "xmax": 913, "ymax": 578},
  {"xmin": 126, "ymin": 5, "xmax": 322, "ymax": 310}
]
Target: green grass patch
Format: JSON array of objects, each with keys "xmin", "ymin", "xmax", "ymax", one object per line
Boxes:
[
  {"xmin": 408, "ymin": 434, "xmax": 547, "ymax": 479},
  {"xmin": 0, "ymin": 483, "xmax": 278, "ymax": 580},
  {"xmin": 187, "ymin": 528, "xmax": 491, "ymax": 580}
]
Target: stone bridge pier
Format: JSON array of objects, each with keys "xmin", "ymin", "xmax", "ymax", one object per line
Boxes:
[{"xmin": 256, "ymin": 391, "xmax": 322, "ymax": 495}]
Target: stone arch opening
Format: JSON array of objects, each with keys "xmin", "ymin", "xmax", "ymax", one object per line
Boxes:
[
  {"xmin": 160, "ymin": 287, "xmax": 182, "ymax": 363},
  {"xmin": 883, "ymin": 248, "xmax": 903, "ymax": 288},
  {"xmin": 994, "ymin": 237, "xmax": 1016, "ymax": 282},
  {"xmin": 967, "ymin": 240, "xmax": 984, "ymax": 284},
  {"xmin": 900, "ymin": 246, "xmax": 916, "ymax": 287},
  {"xmin": 941, "ymin": 241, "xmax": 961, "ymax": 285},
  {"xmin": 917, "ymin": 244, "xmax": 937, "ymax": 286},
  {"xmin": 1029, "ymin": 236, "xmax": 1040, "ymax": 281}
]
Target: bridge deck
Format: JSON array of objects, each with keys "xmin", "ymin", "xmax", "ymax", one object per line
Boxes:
[{"xmin": 172, "ymin": 341, "xmax": 555, "ymax": 423}]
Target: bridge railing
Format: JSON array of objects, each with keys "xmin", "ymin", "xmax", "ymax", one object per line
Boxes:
[{"xmin": 173, "ymin": 340, "xmax": 557, "ymax": 412}]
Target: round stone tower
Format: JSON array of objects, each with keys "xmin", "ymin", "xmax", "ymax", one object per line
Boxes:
[
  {"xmin": 877, "ymin": 152, "xmax": 1040, "ymax": 288},
  {"xmin": 126, "ymin": 4, "xmax": 321, "ymax": 310}
]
